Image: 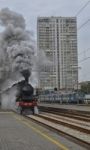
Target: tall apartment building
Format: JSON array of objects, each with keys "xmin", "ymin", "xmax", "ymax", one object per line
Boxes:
[{"xmin": 37, "ymin": 17, "xmax": 78, "ymax": 90}]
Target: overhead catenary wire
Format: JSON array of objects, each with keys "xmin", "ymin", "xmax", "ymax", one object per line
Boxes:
[
  {"xmin": 75, "ymin": 1, "xmax": 90, "ymax": 79},
  {"xmin": 76, "ymin": 2, "xmax": 90, "ymax": 62},
  {"xmin": 76, "ymin": 0, "xmax": 90, "ymax": 17},
  {"xmin": 78, "ymin": 48, "xmax": 90, "ymax": 64},
  {"xmin": 78, "ymin": 48, "xmax": 90, "ymax": 63},
  {"xmin": 76, "ymin": 0, "xmax": 90, "ymax": 30},
  {"xmin": 79, "ymin": 57, "xmax": 90, "ymax": 63},
  {"xmin": 78, "ymin": 48, "xmax": 90, "ymax": 56},
  {"xmin": 78, "ymin": 18, "xmax": 90, "ymax": 30}
]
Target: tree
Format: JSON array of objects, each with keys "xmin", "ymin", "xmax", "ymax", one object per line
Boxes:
[{"xmin": 80, "ymin": 82, "xmax": 90, "ymax": 94}]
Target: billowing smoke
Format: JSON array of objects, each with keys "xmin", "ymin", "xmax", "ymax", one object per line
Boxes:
[
  {"xmin": 0, "ymin": 8, "xmax": 35, "ymax": 108},
  {"xmin": 0, "ymin": 8, "xmax": 52, "ymax": 109},
  {"xmin": 1, "ymin": 86, "xmax": 17, "ymax": 110},
  {"xmin": 33, "ymin": 50, "xmax": 52, "ymax": 74},
  {"xmin": 0, "ymin": 8, "xmax": 25, "ymax": 29},
  {"xmin": 0, "ymin": 8, "xmax": 35, "ymax": 88}
]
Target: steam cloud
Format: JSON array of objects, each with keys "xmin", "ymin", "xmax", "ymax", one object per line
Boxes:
[
  {"xmin": 0, "ymin": 8, "xmax": 52, "ymax": 109},
  {"xmin": 0, "ymin": 8, "xmax": 35, "ymax": 90},
  {"xmin": 0, "ymin": 8, "xmax": 36, "ymax": 109}
]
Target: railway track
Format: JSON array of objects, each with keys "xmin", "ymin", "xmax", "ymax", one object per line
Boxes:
[
  {"xmin": 39, "ymin": 106, "xmax": 90, "ymax": 122},
  {"xmin": 14, "ymin": 105, "xmax": 90, "ymax": 149},
  {"xmin": 38, "ymin": 113, "xmax": 90, "ymax": 133},
  {"xmin": 24, "ymin": 111, "xmax": 90, "ymax": 149}
]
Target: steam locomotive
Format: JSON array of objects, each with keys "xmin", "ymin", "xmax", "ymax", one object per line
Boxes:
[{"xmin": 16, "ymin": 70, "xmax": 38, "ymax": 115}]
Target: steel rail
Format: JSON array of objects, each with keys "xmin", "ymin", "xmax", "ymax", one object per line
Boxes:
[
  {"xmin": 25, "ymin": 114, "xmax": 90, "ymax": 150},
  {"xmin": 38, "ymin": 114, "xmax": 90, "ymax": 134},
  {"xmin": 39, "ymin": 106, "xmax": 90, "ymax": 122}
]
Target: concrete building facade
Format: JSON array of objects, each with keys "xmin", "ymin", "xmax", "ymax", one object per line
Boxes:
[{"xmin": 37, "ymin": 17, "xmax": 78, "ymax": 90}]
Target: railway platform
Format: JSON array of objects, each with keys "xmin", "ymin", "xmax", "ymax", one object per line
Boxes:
[{"xmin": 0, "ymin": 111, "xmax": 87, "ymax": 150}]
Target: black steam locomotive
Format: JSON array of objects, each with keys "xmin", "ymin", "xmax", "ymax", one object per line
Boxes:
[{"xmin": 16, "ymin": 70, "xmax": 38, "ymax": 114}]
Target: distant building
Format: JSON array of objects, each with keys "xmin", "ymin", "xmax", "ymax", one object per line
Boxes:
[{"xmin": 37, "ymin": 17, "xmax": 78, "ymax": 90}]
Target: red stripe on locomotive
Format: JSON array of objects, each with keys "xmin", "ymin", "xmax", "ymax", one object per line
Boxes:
[{"xmin": 16, "ymin": 100, "xmax": 37, "ymax": 107}]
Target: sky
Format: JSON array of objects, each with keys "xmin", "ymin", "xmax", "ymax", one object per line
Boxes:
[{"xmin": 0, "ymin": 0, "xmax": 90, "ymax": 82}]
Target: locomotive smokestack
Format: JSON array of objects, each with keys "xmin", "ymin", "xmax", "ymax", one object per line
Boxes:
[{"xmin": 21, "ymin": 69, "xmax": 30, "ymax": 83}]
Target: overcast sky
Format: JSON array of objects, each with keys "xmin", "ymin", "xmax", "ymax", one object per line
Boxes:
[{"xmin": 0, "ymin": 0, "xmax": 90, "ymax": 82}]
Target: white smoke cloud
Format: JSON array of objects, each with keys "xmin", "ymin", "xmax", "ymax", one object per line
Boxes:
[
  {"xmin": 0, "ymin": 8, "xmax": 25, "ymax": 29},
  {"xmin": 7, "ymin": 42, "xmax": 34, "ymax": 72},
  {"xmin": 0, "ymin": 7, "xmax": 52, "ymax": 93},
  {"xmin": 33, "ymin": 50, "xmax": 53, "ymax": 73},
  {"xmin": 0, "ymin": 8, "xmax": 54, "ymax": 110},
  {"xmin": 0, "ymin": 8, "xmax": 35, "ymax": 90}
]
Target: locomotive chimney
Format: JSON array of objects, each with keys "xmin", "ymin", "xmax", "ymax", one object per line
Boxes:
[{"xmin": 21, "ymin": 69, "xmax": 30, "ymax": 83}]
